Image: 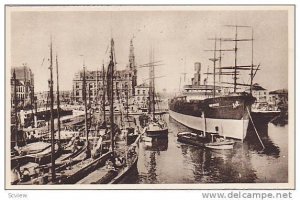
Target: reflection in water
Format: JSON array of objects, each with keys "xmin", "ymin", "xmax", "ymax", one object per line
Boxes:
[
  {"xmin": 123, "ymin": 114, "xmax": 288, "ymax": 184},
  {"xmin": 180, "ymin": 143, "xmax": 257, "ymax": 183},
  {"xmin": 148, "ymin": 152, "xmax": 158, "ymax": 183},
  {"xmin": 246, "ymin": 123, "xmax": 280, "ymax": 157},
  {"xmin": 144, "ymin": 138, "xmax": 168, "ymax": 152}
]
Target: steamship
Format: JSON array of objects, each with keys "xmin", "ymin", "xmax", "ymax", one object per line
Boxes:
[
  {"xmin": 169, "ymin": 26, "xmax": 258, "ymax": 140},
  {"xmin": 169, "ymin": 79, "xmax": 255, "ymax": 140}
]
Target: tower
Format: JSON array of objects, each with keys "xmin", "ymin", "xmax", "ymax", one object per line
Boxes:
[{"xmin": 128, "ymin": 39, "xmax": 137, "ymax": 95}]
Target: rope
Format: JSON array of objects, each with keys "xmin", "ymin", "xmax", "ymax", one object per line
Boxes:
[{"xmin": 246, "ymin": 107, "xmax": 265, "ymax": 150}]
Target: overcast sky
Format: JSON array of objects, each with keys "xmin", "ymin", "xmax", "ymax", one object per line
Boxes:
[{"xmin": 9, "ymin": 7, "xmax": 289, "ymax": 93}]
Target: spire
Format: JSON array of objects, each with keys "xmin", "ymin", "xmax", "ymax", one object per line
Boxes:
[
  {"xmin": 129, "ymin": 38, "xmax": 135, "ymax": 70},
  {"xmin": 128, "ymin": 37, "xmax": 137, "ymax": 95}
]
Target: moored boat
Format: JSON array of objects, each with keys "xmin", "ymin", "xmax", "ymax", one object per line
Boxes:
[
  {"xmin": 177, "ymin": 131, "xmax": 210, "ymax": 147},
  {"xmin": 169, "ymin": 26, "xmax": 259, "ymax": 140},
  {"xmin": 204, "ymin": 134, "xmax": 235, "ymax": 150},
  {"xmin": 144, "ymin": 48, "xmax": 169, "ymax": 138},
  {"xmin": 251, "ymin": 109, "xmax": 281, "ymax": 125},
  {"xmin": 145, "ymin": 119, "xmax": 168, "ymax": 138},
  {"xmin": 76, "ymin": 38, "xmax": 140, "ymax": 185},
  {"xmin": 170, "ymin": 93, "xmax": 255, "ymax": 140}
]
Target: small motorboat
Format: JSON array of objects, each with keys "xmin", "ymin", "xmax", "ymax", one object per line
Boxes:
[
  {"xmin": 177, "ymin": 131, "xmax": 209, "ymax": 147},
  {"xmin": 204, "ymin": 134, "xmax": 235, "ymax": 150}
]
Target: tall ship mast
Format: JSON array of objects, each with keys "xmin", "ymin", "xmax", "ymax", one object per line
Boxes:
[
  {"xmin": 144, "ymin": 47, "xmax": 168, "ymax": 138},
  {"xmin": 55, "ymin": 54, "xmax": 61, "ymax": 143},
  {"xmin": 169, "ymin": 25, "xmax": 256, "ymax": 140},
  {"xmin": 48, "ymin": 38, "xmax": 56, "ymax": 181},
  {"xmin": 102, "ymin": 63, "xmax": 106, "ymax": 126},
  {"xmin": 107, "ymin": 38, "xmax": 116, "ymax": 153}
]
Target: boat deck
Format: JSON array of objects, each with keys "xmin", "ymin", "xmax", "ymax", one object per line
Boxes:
[
  {"xmin": 61, "ymin": 157, "xmax": 93, "ymax": 176},
  {"xmin": 19, "ymin": 142, "xmax": 51, "ymax": 154},
  {"xmin": 76, "ymin": 167, "xmax": 111, "ymax": 184}
]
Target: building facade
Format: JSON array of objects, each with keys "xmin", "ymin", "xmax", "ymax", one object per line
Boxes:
[
  {"xmin": 248, "ymin": 83, "xmax": 288, "ymax": 110},
  {"xmin": 72, "ymin": 39, "xmax": 137, "ymax": 104},
  {"xmin": 268, "ymin": 89, "xmax": 288, "ymax": 107},
  {"xmin": 251, "ymin": 83, "xmax": 269, "ymax": 104},
  {"xmin": 134, "ymin": 83, "xmax": 150, "ymax": 108},
  {"xmin": 11, "ymin": 65, "xmax": 34, "ymax": 109},
  {"xmin": 35, "ymin": 90, "xmax": 72, "ymax": 107}
]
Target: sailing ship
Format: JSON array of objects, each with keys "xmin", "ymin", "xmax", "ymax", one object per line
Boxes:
[
  {"xmin": 122, "ymin": 80, "xmax": 140, "ymax": 145},
  {"xmin": 169, "ymin": 26, "xmax": 257, "ymax": 140},
  {"xmin": 144, "ymin": 48, "xmax": 168, "ymax": 138},
  {"xmin": 55, "ymin": 53, "xmax": 111, "ymax": 184},
  {"xmin": 75, "ymin": 38, "xmax": 140, "ymax": 184},
  {"xmin": 11, "ymin": 40, "xmax": 107, "ymax": 185}
]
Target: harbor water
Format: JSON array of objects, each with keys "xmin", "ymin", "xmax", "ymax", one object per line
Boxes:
[{"xmin": 122, "ymin": 115, "xmax": 288, "ymax": 184}]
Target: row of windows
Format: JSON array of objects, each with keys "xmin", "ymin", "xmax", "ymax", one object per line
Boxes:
[
  {"xmin": 136, "ymin": 96, "xmax": 146, "ymax": 101},
  {"xmin": 16, "ymin": 93, "xmax": 25, "ymax": 99},
  {"xmin": 75, "ymin": 82, "xmax": 131, "ymax": 89},
  {"xmin": 137, "ymin": 89, "xmax": 147, "ymax": 95},
  {"xmin": 15, "ymin": 86, "xmax": 25, "ymax": 93},
  {"xmin": 74, "ymin": 90, "xmax": 130, "ymax": 97},
  {"xmin": 84, "ymin": 73, "xmax": 133, "ymax": 80},
  {"xmin": 254, "ymin": 91, "xmax": 267, "ymax": 95}
]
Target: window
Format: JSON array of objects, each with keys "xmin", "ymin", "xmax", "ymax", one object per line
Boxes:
[
  {"xmin": 143, "ymin": 90, "xmax": 145, "ymax": 95},
  {"xmin": 137, "ymin": 90, "xmax": 140, "ymax": 95}
]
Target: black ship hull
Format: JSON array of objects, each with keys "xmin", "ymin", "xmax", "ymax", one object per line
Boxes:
[
  {"xmin": 251, "ymin": 110, "xmax": 281, "ymax": 126},
  {"xmin": 146, "ymin": 128, "xmax": 168, "ymax": 138}
]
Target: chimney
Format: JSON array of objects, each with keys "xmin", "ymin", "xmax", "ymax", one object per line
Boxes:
[{"xmin": 194, "ymin": 62, "xmax": 201, "ymax": 85}]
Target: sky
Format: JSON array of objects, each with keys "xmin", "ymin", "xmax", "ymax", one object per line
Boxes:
[{"xmin": 9, "ymin": 7, "xmax": 289, "ymax": 93}]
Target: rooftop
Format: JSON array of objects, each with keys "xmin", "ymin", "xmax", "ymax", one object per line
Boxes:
[
  {"xmin": 251, "ymin": 83, "xmax": 267, "ymax": 91},
  {"xmin": 269, "ymin": 89, "xmax": 288, "ymax": 94},
  {"xmin": 136, "ymin": 82, "xmax": 150, "ymax": 88}
]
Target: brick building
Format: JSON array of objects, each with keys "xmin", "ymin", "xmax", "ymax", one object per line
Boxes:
[
  {"xmin": 11, "ymin": 65, "xmax": 34, "ymax": 109},
  {"xmin": 72, "ymin": 39, "xmax": 137, "ymax": 104}
]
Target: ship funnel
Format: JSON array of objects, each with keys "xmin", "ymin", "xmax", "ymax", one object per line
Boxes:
[{"xmin": 193, "ymin": 62, "xmax": 201, "ymax": 86}]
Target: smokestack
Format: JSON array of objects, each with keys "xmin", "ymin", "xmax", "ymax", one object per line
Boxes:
[{"xmin": 194, "ymin": 62, "xmax": 201, "ymax": 85}]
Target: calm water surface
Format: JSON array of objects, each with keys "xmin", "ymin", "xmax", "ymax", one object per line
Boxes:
[{"xmin": 123, "ymin": 115, "xmax": 288, "ymax": 184}]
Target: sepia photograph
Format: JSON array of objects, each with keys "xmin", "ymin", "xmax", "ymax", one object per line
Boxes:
[{"xmin": 5, "ymin": 5, "xmax": 295, "ymax": 189}]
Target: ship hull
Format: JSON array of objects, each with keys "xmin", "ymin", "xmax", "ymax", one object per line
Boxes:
[
  {"xmin": 146, "ymin": 128, "xmax": 168, "ymax": 138},
  {"xmin": 169, "ymin": 94, "xmax": 255, "ymax": 140},
  {"xmin": 170, "ymin": 110, "xmax": 248, "ymax": 140},
  {"xmin": 251, "ymin": 110, "xmax": 281, "ymax": 125}
]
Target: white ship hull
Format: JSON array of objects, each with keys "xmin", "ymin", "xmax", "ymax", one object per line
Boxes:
[{"xmin": 169, "ymin": 110, "xmax": 249, "ymax": 140}]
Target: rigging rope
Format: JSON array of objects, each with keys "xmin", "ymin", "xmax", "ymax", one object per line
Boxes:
[{"xmin": 246, "ymin": 107, "xmax": 265, "ymax": 150}]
